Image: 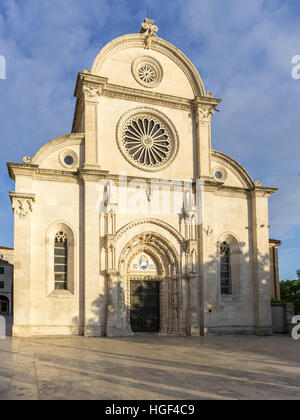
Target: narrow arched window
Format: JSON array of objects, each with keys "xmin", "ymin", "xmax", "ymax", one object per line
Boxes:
[
  {"xmin": 54, "ymin": 232, "xmax": 68, "ymax": 290},
  {"xmin": 220, "ymin": 241, "xmax": 231, "ymax": 295}
]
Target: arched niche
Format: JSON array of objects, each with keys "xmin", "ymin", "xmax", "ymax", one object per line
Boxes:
[{"xmin": 45, "ymin": 221, "xmax": 77, "ymax": 296}]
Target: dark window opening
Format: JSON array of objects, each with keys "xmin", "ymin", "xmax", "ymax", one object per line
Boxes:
[{"xmin": 220, "ymin": 242, "xmax": 231, "ymax": 295}]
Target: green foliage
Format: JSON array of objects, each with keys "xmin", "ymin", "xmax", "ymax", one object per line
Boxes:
[{"xmin": 280, "ymin": 279, "xmax": 300, "ymax": 314}]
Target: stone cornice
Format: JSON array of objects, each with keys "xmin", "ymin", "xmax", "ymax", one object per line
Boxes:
[
  {"xmin": 193, "ymin": 96, "xmax": 222, "ymax": 108},
  {"xmin": 34, "ymin": 169, "xmax": 79, "ymax": 184},
  {"xmin": 7, "ymin": 163, "xmax": 277, "ymax": 197},
  {"xmin": 103, "ymin": 83, "xmax": 193, "ymax": 111},
  {"xmin": 72, "ymin": 71, "xmax": 222, "ymax": 133},
  {"xmin": 9, "ymin": 192, "xmax": 35, "ymax": 200},
  {"xmin": 7, "ymin": 163, "xmax": 38, "ymax": 180},
  {"xmin": 74, "ymin": 72, "xmax": 222, "ymax": 109},
  {"xmin": 250, "ymin": 186, "xmax": 278, "ymax": 198},
  {"xmin": 78, "ymin": 168, "xmax": 110, "ymax": 182}
]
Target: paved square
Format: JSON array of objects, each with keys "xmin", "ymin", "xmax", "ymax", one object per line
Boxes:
[{"xmin": 0, "ymin": 335, "xmax": 299, "ymax": 400}]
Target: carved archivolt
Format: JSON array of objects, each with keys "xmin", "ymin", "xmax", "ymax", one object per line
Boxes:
[
  {"xmin": 118, "ymin": 232, "xmax": 180, "ymax": 275},
  {"xmin": 116, "ymin": 218, "xmax": 185, "ymax": 245},
  {"xmin": 117, "ymin": 229, "xmax": 184, "ymax": 335},
  {"xmin": 9, "ymin": 192, "xmax": 35, "ymax": 219}
]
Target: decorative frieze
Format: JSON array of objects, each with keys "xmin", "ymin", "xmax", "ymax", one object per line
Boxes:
[
  {"xmin": 82, "ymin": 85, "xmax": 103, "ymax": 100},
  {"xmin": 9, "ymin": 192, "xmax": 35, "ymax": 219}
]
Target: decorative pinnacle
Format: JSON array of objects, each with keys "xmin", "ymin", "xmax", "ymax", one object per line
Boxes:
[
  {"xmin": 140, "ymin": 18, "xmax": 158, "ymax": 50},
  {"xmin": 140, "ymin": 18, "xmax": 158, "ymax": 35}
]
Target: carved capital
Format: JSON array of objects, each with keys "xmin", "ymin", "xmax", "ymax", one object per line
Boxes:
[
  {"xmin": 193, "ymin": 96, "xmax": 221, "ymax": 123},
  {"xmin": 9, "ymin": 192, "xmax": 35, "ymax": 219},
  {"xmin": 80, "ymin": 85, "xmax": 103, "ymax": 102},
  {"xmin": 195, "ymin": 105, "xmax": 217, "ymax": 123},
  {"xmin": 184, "ymin": 205, "xmax": 197, "ymax": 221},
  {"xmin": 185, "ymin": 239, "xmax": 198, "ymax": 256},
  {"xmin": 105, "ymin": 234, "xmax": 117, "ymax": 250}
]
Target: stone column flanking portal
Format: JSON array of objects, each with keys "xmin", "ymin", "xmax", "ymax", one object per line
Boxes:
[{"xmin": 106, "ymin": 271, "xmax": 133, "ymax": 337}]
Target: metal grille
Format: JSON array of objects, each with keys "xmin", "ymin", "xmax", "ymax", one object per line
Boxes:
[{"xmin": 130, "ymin": 280, "xmax": 160, "ymax": 332}]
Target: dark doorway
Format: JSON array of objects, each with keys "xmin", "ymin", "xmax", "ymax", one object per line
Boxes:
[
  {"xmin": 130, "ymin": 280, "xmax": 160, "ymax": 332},
  {"xmin": 0, "ymin": 296, "xmax": 9, "ymax": 315}
]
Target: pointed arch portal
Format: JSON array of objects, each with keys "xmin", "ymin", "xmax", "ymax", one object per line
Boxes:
[{"xmin": 117, "ymin": 231, "xmax": 185, "ymax": 335}]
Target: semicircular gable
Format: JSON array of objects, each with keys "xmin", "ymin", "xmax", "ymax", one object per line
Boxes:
[
  {"xmin": 91, "ymin": 34, "xmax": 205, "ymax": 97},
  {"xmin": 31, "ymin": 133, "xmax": 84, "ymax": 167},
  {"xmin": 211, "ymin": 150, "xmax": 255, "ymax": 189}
]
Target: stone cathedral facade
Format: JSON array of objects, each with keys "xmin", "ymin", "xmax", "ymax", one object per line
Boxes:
[{"xmin": 7, "ymin": 20, "xmax": 277, "ymax": 337}]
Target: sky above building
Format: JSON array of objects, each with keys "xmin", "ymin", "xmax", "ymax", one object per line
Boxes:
[{"xmin": 0, "ymin": 0, "xmax": 299, "ymax": 280}]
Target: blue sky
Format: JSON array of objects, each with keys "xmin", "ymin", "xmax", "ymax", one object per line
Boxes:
[{"xmin": 0, "ymin": 0, "xmax": 299, "ymax": 279}]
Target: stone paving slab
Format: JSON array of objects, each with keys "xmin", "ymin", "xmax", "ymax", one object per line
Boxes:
[{"xmin": 0, "ymin": 334, "xmax": 299, "ymax": 400}]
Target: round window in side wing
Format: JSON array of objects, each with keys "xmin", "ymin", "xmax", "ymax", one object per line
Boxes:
[
  {"xmin": 59, "ymin": 150, "xmax": 78, "ymax": 170},
  {"xmin": 213, "ymin": 166, "xmax": 228, "ymax": 183}
]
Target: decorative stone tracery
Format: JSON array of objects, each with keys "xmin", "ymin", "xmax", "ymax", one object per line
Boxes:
[
  {"xmin": 131, "ymin": 56, "xmax": 163, "ymax": 88},
  {"xmin": 121, "ymin": 115, "xmax": 172, "ymax": 169},
  {"xmin": 117, "ymin": 107, "xmax": 179, "ymax": 172}
]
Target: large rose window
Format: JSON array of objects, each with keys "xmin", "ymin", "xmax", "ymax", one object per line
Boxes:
[
  {"xmin": 122, "ymin": 116, "xmax": 172, "ymax": 168},
  {"xmin": 117, "ymin": 108, "xmax": 179, "ymax": 172}
]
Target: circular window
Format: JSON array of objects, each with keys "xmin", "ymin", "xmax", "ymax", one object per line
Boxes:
[
  {"xmin": 64, "ymin": 155, "xmax": 74, "ymax": 166},
  {"xmin": 117, "ymin": 108, "xmax": 179, "ymax": 172},
  {"xmin": 59, "ymin": 150, "xmax": 78, "ymax": 170},
  {"xmin": 138, "ymin": 64, "xmax": 157, "ymax": 85},
  {"xmin": 213, "ymin": 167, "xmax": 227, "ymax": 182},
  {"xmin": 132, "ymin": 56, "xmax": 163, "ymax": 88}
]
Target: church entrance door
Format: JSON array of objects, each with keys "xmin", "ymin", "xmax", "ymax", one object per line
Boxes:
[{"xmin": 130, "ymin": 280, "xmax": 160, "ymax": 332}]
